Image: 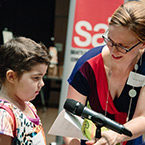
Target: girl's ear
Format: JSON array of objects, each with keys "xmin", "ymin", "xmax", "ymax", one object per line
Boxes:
[{"xmin": 6, "ymin": 70, "xmax": 17, "ymax": 83}]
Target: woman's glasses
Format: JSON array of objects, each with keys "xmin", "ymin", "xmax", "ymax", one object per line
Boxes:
[{"xmin": 102, "ymin": 35, "xmax": 141, "ymax": 54}]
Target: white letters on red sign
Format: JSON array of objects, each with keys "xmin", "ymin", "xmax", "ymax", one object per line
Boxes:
[{"xmin": 74, "ymin": 20, "xmax": 108, "ymax": 48}]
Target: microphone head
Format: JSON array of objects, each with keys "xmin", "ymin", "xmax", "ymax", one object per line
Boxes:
[{"xmin": 64, "ymin": 99, "xmax": 84, "ymax": 116}]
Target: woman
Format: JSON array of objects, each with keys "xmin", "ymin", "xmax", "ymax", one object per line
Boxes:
[{"xmin": 64, "ymin": 1, "xmax": 145, "ymax": 145}]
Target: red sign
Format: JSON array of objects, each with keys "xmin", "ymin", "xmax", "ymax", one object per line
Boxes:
[{"xmin": 72, "ymin": 0, "xmax": 124, "ymax": 49}]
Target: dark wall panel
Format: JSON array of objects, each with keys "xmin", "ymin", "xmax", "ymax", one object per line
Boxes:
[{"xmin": 0, "ymin": 0, "xmax": 55, "ymax": 47}]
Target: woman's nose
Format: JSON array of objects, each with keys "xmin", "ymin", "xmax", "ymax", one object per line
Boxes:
[{"xmin": 111, "ymin": 46, "xmax": 118, "ymax": 53}]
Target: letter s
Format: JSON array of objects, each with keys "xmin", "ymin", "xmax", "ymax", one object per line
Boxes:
[{"xmin": 74, "ymin": 21, "xmax": 92, "ymax": 47}]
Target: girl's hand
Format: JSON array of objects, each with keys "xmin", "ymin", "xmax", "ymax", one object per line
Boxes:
[{"xmin": 63, "ymin": 137, "xmax": 81, "ymax": 145}]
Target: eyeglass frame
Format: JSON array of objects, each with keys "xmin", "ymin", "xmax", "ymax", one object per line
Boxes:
[{"xmin": 102, "ymin": 35, "xmax": 141, "ymax": 54}]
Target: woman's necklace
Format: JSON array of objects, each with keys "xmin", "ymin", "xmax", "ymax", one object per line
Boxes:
[
  {"xmin": 105, "ymin": 52, "xmax": 143, "ymax": 119},
  {"xmin": 105, "ymin": 69, "xmax": 112, "ymax": 116}
]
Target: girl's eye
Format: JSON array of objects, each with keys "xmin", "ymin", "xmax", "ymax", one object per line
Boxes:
[{"xmin": 33, "ymin": 77, "xmax": 40, "ymax": 80}]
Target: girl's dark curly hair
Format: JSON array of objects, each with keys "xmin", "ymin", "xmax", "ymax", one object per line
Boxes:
[{"xmin": 0, "ymin": 37, "xmax": 51, "ymax": 84}]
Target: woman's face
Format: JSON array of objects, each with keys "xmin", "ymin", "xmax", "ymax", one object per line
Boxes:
[
  {"xmin": 107, "ymin": 25, "xmax": 142, "ymax": 63},
  {"xmin": 13, "ymin": 63, "xmax": 48, "ymax": 101}
]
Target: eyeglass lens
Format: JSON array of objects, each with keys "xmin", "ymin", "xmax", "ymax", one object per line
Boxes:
[{"xmin": 103, "ymin": 36, "xmax": 127, "ymax": 54}]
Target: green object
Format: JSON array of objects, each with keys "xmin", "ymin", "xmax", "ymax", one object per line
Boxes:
[{"xmin": 81, "ymin": 119, "xmax": 96, "ymax": 140}]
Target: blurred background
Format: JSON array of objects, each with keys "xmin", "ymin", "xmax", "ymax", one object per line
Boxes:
[
  {"xmin": 0, "ymin": 0, "xmax": 70, "ymax": 144},
  {"xmin": 0, "ymin": 0, "xmax": 70, "ymax": 66}
]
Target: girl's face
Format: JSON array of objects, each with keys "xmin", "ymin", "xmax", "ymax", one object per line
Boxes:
[
  {"xmin": 14, "ymin": 63, "xmax": 48, "ymax": 101},
  {"xmin": 107, "ymin": 25, "xmax": 142, "ymax": 63}
]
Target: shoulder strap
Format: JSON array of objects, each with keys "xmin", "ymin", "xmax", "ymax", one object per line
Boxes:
[{"xmin": 0, "ymin": 103, "xmax": 16, "ymax": 137}]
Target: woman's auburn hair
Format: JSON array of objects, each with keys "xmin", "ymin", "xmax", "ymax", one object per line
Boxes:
[{"xmin": 109, "ymin": 1, "xmax": 145, "ymax": 42}]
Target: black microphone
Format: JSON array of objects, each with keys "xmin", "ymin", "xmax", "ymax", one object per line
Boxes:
[{"xmin": 64, "ymin": 99, "xmax": 132, "ymax": 137}]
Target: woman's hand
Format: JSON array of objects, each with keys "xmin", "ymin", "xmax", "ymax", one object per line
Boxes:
[
  {"xmin": 86, "ymin": 137, "xmax": 109, "ymax": 145},
  {"xmin": 85, "ymin": 130, "xmax": 120, "ymax": 145}
]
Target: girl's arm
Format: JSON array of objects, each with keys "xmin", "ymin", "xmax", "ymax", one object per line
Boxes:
[{"xmin": 0, "ymin": 134, "xmax": 12, "ymax": 145}]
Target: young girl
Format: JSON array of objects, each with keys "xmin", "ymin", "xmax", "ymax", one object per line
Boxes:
[{"xmin": 0, "ymin": 37, "xmax": 51, "ymax": 145}]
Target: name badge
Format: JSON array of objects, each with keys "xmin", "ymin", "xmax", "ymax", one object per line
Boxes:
[
  {"xmin": 127, "ymin": 71, "xmax": 145, "ymax": 87},
  {"xmin": 32, "ymin": 131, "xmax": 46, "ymax": 145}
]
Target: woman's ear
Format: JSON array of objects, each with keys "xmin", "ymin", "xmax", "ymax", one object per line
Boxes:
[
  {"xmin": 142, "ymin": 43, "xmax": 145, "ymax": 47},
  {"xmin": 6, "ymin": 70, "xmax": 17, "ymax": 83},
  {"xmin": 140, "ymin": 43, "xmax": 145, "ymax": 50}
]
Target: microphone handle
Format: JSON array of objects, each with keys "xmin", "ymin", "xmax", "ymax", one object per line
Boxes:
[{"xmin": 82, "ymin": 107, "xmax": 132, "ymax": 137}]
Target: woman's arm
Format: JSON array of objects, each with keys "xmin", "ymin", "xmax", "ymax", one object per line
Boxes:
[
  {"xmin": 67, "ymin": 85, "xmax": 87, "ymax": 104},
  {"xmin": 63, "ymin": 85, "xmax": 87, "ymax": 145}
]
